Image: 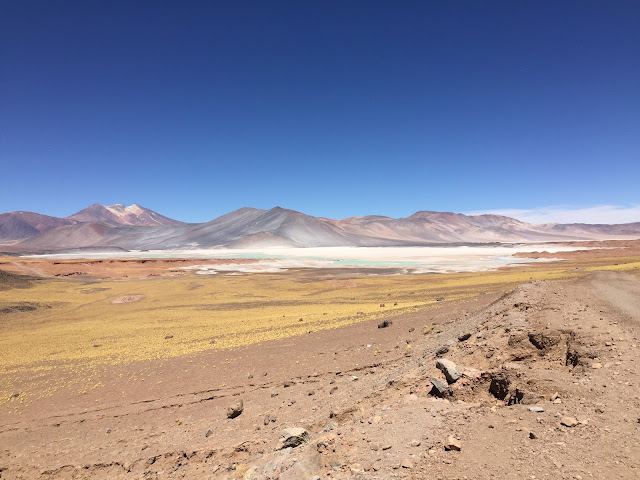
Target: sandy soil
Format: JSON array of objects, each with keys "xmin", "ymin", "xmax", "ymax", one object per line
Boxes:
[
  {"xmin": 0, "ymin": 257, "xmax": 262, "ymax": 280},
  {"xmin": 513, "ymin": 238, "xmax": 640, "ymax": 259},
  {"xmin": 0, "ymin": 263, "xmax": 639, "ymax": 478}
]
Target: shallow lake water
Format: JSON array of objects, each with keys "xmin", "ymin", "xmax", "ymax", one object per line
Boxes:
[{"xmin": 26, "ymin": 244, "xmax": 589, "ymax": 274}]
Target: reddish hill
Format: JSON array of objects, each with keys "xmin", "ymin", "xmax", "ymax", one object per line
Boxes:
[{"xmin": 0, "ymin": 212, "xmax": 76, "ymax": 241}]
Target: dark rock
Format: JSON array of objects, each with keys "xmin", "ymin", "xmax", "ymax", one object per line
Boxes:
[
  {"xmin": 279, "ymin": 427, "xmax": 310, "ymax": 449},
  {"xmin": 566, "ymin": 346, "xmax": 581, "ymax": 367},
  {"xmin": 507, "ymin": 389, "xmax": 524, "ymax": 405},
  {"xmin": 378, "ymin": 320, "xmax": 392, "ymax": 329},
  {"xmin": 528, "ymin": 331, "xmax": 561, "ymax": 350},
  {"xmin": 436, "ymin": 297, "xmax": 445, "ymax": 302},
  {"xmin": 458, "ymin": 332, "xmax": 472, "ymax": 342},
  {"xmin": 429, "ymin": 377, "xmax": 451, "ymax": 398},
  {"xmin": 489, "ymin": 374, "xmax": 511, "ymax": 401},
  {"xmin": 206, "ymin": 429, "xmax": 213, "ymax": 437}
]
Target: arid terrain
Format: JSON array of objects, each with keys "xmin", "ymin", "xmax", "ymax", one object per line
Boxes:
[{"xmin": 0, "ymin": 244, "xmax": 639, "ymax": 479}]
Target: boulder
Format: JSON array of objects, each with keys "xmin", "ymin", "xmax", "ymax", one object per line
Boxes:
[
  {"xmin": 226, "ymin": 399, "xmax": 244, "ymax": 419},
  {"xmin": 429, "ymin": 377, "xmax": 451, "ymax": 398},
  {"xmin": 436, "ymin": 358, "xmax": 460, "ymax": 384}
]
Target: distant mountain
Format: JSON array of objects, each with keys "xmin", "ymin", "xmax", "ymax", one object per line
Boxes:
[
  {"xmin": 67, "ymin": 203, "xmax": 181, "ymax": 227},
  {"xmin": 0, "ymin": 212, "xmax": 76, "ymax": 241},
  {"xmin": 3, "ymin": 204, "xmax": 640, "ymax": 251}
]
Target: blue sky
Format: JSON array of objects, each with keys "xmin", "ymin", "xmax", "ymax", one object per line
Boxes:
[{"xmin": 1, "ymin": 1, "xmax": 639, "ymax": 223}]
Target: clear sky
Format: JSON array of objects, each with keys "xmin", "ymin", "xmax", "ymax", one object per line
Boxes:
[{"xmin": 1, "ymin": 1, "xmax": 639, "ymax": 223}]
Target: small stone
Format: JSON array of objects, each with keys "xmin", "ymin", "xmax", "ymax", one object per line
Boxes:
[
  {"xmin": 435, "ymin": 345, "xmax": 450, "ymax": 356},
  {"xmin": 528, "ymin": 406, "xmax": 545, "ymax": 413},
  {"xmin": 322, "ymin": 421, "xmax": 338, "ymax": 432},
  {"xmin": 206, "ymin": 429, "xmax": 213, "ymax": 437},
  {"xmin": 401, "ymin": 459, "xmax": 413, "ymax": 469},
  {"xmin": 105, "ymin": 428, "xmax": 111, "ymax": 434},
  {"xmin": 458, "ymin": 332, "xmax": 472, "ymax": 342},
  {"xmin": 560, "ymin": 416, "xmax": 578, "ymax": 427},
  {"xmin": 410, "ymin": 439, "xmax": 421, "ymax": 447},
  {"xmin": 444, "ymin": 435, "xmax": 461, "ymax": 451},
  {"xmin": 227, "ymin": 399, "xmax": 244, "ymax": 419},
  {"xmin": 529, "ymin": 431, "xmax": 538, "ymax": 439},
  {"xmin": 378, "ymin": 320, "xmax": 392, "ymax": 329},
  {"xmin": 591, "ymin": 363, "xmax": 603, "ymax": 369}
]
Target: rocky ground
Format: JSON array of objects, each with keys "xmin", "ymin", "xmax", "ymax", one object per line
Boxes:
[{"xmin": 0, "ymin": 270, "xmax": 639, "ymax": 479}]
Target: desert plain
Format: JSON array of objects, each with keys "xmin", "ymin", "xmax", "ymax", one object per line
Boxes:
[{"xmin": 0, "ymin": 241, "xmax": 639, "ymax": 479}]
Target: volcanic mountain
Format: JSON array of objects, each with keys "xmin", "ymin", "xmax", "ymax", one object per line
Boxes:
[
  {"xmin": 3, "ymin": 204, "xmax": 640, "ymax": 251},
  {"xmin": 0, "ymin": 204, "xmax": 180, "ymax": 244},
  {"xmin": 67, "ymin": 203, "xmax": 181, "ymax": 227}
]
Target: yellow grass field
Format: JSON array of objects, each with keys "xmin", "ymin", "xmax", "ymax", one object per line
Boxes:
[{"xmin": 1, "ymin": 256, "xmax": 639, "ymax": 410}]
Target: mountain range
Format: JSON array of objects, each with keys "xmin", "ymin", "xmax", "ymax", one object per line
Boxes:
[{"xmin": 1, "ymin": 203, "xmax": 639, "ymax": 252}]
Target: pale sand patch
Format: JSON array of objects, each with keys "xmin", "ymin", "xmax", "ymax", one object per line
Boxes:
[{"xmin": 111, "ymin": 294, "xmax": 144, "ymax": 304}]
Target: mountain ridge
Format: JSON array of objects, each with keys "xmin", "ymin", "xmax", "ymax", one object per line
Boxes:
[{"xmin": 2, "ymin": 204, "xmax": 640, "ymax": 251}]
